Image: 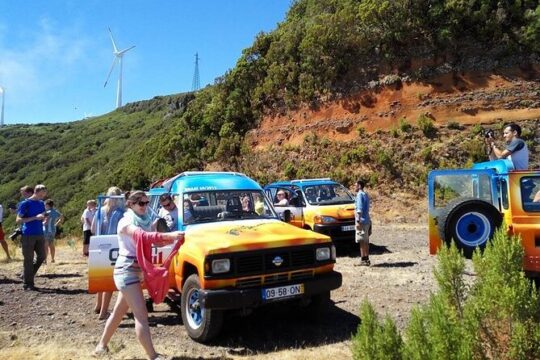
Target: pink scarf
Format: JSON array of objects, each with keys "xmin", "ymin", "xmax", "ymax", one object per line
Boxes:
[{"xmin": 134, "ymin": 228, "xmax": 183, "ymax": 304}]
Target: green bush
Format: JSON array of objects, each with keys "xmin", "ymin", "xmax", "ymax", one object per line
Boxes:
[
  {"xmin": 352, "ymin": 227, "xmax": 540, "ymax": 359},
  {"xmin": 398, "ymin": 118, "xmax": 412, "ymax": 133},
  {"xmin": 417, "ymin": 114, "xmax": 436, "ymax": 138}
]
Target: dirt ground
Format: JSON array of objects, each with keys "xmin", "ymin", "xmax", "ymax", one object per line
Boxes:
[{"xmin": 0, "ymin": 224, "xmax": 440, "ymax": 360}]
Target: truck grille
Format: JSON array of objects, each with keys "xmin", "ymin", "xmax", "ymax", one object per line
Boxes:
[
  {"xmin": 235, "ymin": 271, "xmax": 314, "ymax": 289},
  {"xmin": 206, "ymin": 244, "xmax": 333, "ymax": 280}
]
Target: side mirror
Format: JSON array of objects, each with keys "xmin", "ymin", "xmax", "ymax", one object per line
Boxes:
[{"xmin": 281, "ymin": 210, "xmax": 291, "ymax": 223}]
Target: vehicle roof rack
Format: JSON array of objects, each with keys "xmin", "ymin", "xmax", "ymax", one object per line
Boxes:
[{"xmin": 291, "ymin": 178, "xmax": 333, "ymax": 183}]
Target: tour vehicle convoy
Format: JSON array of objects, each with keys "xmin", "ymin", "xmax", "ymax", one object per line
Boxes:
[
  {"xmin": 428, "ymin": 159, "xmax": 540, "ymax": 276},
  {"xmin": 88, "ymin": 172, "xmax": 342, "ymax": 342},
  {"xmin": 264, "ymin": 178, "xmax": 356, "ymax": 243}
]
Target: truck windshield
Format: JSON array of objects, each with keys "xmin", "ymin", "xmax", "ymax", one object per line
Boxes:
[
  {"xmin": 183, "ymin": 190, "xmax": 277, "ymax": 224},
  {"xmin": 433, "ymin": 173, "xmax": 492, "ymax": 209},
  {"xmin": 302, "ymin": 184, "xmax": 355, "ymax": 205}
]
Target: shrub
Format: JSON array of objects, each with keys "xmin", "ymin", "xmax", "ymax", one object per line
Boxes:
[
  {"xmin": 357, "ymin": 126, "xmax": 366, "ymax": 136},
  {"xmin": 398, "ymin": 117, "xmax": 412, "ymax": 133},
  {"xmin": 446, "ymin": 121, "xmax": 462, "ymax": 130},
  {"xmin": 352, "ymin": 301, "xmax": 403, "ymax": 360},
  {"xmin": 352, "ymin": 228, "xmax": 540, "ymax": 359},
  {"xmin": 417, "ymin": 114, "xmax": 436, "ymax": 137}
]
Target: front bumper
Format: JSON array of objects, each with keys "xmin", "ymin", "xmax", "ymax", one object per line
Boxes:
[
  {"xmin": 199, "ymin": 271, "xmax": 342, "ymax": 310},
  {"xmin": 314, "ymin": 222, "xmax": 355, "ymax": 241}
]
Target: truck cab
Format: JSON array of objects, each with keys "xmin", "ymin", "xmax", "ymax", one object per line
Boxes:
[
  {"xmin": 428, "ymin": 159, "xmax": 540, "ymax": 275},
  {"xmin": 264, "ymin": 178, "xmax": 356, "ymax": 243},
  {"xmin": 89, "ymin": 172, "xmax": 342, "ymax": 342}
]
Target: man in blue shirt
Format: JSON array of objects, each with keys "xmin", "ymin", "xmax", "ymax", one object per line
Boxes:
[
  {"xmin": 16, "ymin": 184, "xmax": 48, "ymax": 291},
  {"xmin": 355, "ymin": 180, "xmax": 371, "ymax": 266}
]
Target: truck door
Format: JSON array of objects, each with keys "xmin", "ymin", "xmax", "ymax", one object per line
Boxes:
[{"xmin": 508, "ymin": 173, "xmax": 540, "ymax": 274}]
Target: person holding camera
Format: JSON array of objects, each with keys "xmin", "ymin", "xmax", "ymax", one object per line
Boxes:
[
  {"xmin": 487, "ymin": 123, "xmax": 529, "ymax": 170},
  {"xmin": 16, "ymin": 184, "xmax": 48, "ymax": 291},
  {"xmin": 0, "ymin": 203, "xmax": 11, "ymax": 261}
]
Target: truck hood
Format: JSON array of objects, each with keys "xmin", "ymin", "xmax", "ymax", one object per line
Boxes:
[
  {"xmin": 185, "ymin": 219, "xmax": 331, "ymax": 255},
  {"xmin": 309, "ymin": 204, "xmax": 355, "ymax": 219}
]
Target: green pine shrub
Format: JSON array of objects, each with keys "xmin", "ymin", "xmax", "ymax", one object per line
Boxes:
[{"xmin": 352, "ymin": 228, "xmax": 540, "ymax": 360}]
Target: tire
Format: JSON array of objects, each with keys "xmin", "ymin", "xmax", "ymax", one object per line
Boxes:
[
  {"xmin": 438, "ymin": 198, "xmax": 502, "ymax": 259},
  {"xmin": 180, "ymin": 274, "xmax": 223, "ymax": 343}
]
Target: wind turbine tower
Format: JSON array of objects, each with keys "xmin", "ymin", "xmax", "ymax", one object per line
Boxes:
[
  {"xmin": 192, "ymin": 52, "xmax": 200, "ymax": 92},
  {"xmin": 104, "ymin": 28, "xmax": 135, "ymax": 109},
  {"xmin": 0, "ymin": 86, "xmax": 4, "ymax": 127}
]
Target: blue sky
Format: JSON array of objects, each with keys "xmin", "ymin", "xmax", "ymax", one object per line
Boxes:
[{"xmin": 0, "ymin": 1, "xmax": 291, "ymax": 124}]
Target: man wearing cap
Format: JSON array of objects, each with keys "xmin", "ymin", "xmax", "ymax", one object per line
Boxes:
[{"xmin": 16, "ymin": 184, "xmax": 48, "ymax": 291}]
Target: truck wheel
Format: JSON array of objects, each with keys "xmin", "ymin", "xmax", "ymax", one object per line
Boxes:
[
  {"xmin": 438, "ymin": 198, "xmax": 502, "ymax": 259},
  {"xmin": 180, "ymin": 274, "xmax": 223, "ymax": 343}
]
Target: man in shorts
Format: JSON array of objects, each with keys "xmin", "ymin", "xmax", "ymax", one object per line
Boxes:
[
  {"xmin": 81, "ymin": 199, "xmax": 97, "ymax": 257},
  {"xmin": 43, "ymin": 199, "xmax": 64, "ymax": 263},
  {"xmin": 355, "ymin": 180, "xmax": 371, "ymax": 266}
]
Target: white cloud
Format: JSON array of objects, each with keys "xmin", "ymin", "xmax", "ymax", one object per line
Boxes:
[{"xmin": 0, "ymin": 17, "xmax": 90, "ymax": 104}]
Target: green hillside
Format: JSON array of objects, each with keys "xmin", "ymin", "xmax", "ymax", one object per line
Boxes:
[{"xmin": 1, "ymin": 0, "xmax": 539, "ymax": 234}]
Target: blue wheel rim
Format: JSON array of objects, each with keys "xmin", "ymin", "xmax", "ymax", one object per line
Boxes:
[
  {"xmin": 455, "ymin": 212, "xmax": 491, "ymax": 247},
  {"xmin": 186, "ymin": 288, "xmax": 204, "ymax": 329}
]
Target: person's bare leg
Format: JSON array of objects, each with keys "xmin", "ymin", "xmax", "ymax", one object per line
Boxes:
[
  {"xmin": 0, "ymin": 239, "xmax": 10, "ymax": 260},
  {"xmin": 121, "ymin": 284, "xmax": 158, "ymax": 360},
  {"xmin": 95, "ymin": 293, "xmax": 103, "ymax": 314},
  {"xmin": 96, "ymin": 291, "xmax": 129, "ymax": 350},
  {"xmin": 50, "ymin": 242, "xmax": 55, "ymax": 262},
  {"xmin": 99, "ymin": 292, "xmax": 113, "ymax": 319}
]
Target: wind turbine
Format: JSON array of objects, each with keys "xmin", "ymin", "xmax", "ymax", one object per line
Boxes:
[
  {"xmin": 104, "ymin": 28, "xmax": 135, "ymax": 109},
  {"xmin": 0, "ymin": 86, "xmax": 4, "ymax": 127}
]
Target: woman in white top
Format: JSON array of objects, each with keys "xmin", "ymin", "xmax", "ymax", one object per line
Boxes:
[{"xmin": 94, "ymin": 191, "xmax": 183, "ymax": 360}]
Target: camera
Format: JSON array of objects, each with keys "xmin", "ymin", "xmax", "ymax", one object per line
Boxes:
[
  {"xmin": 9, "ymin": 228, "xmax": 22, "ymax": 241},
  {"xmin": 481, "ymin": 128, "xmax": 495, "ymax": 139}
]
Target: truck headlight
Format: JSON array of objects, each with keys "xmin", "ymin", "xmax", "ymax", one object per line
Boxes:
[
  {"xmin": 211, "ymin": 259, "xmax": 230, "ymax": 274},
  {"xmin": 316, "ymin": 247, "xmax": 331, "ymax": 261},
  {"xmin": 314, "ymin": 215, "xmax": 337, "ymax": 224}
]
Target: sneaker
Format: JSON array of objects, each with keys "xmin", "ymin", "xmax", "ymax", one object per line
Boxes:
[
  {"xmin": 361, "ymin": 259, "xmax": 371, "ymax": 266},
  {"xmin": 23, "ymin": 285, "xmax": 38, "ymax": 291},
  {"xmin": 92, "ymin": 345, "xmax": 109, "ymax": 357}
]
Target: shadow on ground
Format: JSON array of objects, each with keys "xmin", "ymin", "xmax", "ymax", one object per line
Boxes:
[
  {"xmin": 210, "ymin": 301, "xmax": 359, "ymax": 352},
  {"xmin": 38, "ymin": 273, "xmax": 82, "ymax": 279},
  {"xmin": 371, "ymin": 261, "xmax": 417, "ymax": 268},
  {"xmin": 336, "ymin": 242, "xmax": 391, "ymax": 258}
]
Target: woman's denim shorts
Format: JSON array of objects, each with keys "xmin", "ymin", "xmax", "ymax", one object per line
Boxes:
[{"xmin": 113, "ymin": 255, "xmax": 143, "ymax": 290}]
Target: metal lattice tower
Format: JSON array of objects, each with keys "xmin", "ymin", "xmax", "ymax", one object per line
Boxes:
[{"xmin": 192, "ymin": 52, "xmax": 200, "ymax": 92}]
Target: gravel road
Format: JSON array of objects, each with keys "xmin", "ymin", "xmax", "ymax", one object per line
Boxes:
[{"xmin": 0, "ymin": 224, "xmax": 437, "ymax": 359}]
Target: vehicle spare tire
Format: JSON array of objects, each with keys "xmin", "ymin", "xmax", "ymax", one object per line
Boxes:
[{"xmin": 437, "ymin": 197, "xmax": 502, "ymax": 259}]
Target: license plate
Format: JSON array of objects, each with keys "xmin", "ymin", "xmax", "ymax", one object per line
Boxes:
[
  {"xmin": 342, "ymin": 225, "xmax": 355, "ymax": 232},
  {"xmin": 262, "ymin": 284, "xmax": 304, "ymax": 301}
]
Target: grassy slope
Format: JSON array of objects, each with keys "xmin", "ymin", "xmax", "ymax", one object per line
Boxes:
[{"xmin": 0, "ymin": 96, "xmax": 187, "ymax": 234}]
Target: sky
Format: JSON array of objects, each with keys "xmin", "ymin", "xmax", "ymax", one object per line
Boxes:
[{"xmin": 0, "ymin": 1, "xmax": 292, "ymax": 124}]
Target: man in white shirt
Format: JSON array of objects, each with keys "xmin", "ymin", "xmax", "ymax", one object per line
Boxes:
[
  {"xmin": 158, "ymin": 194, "xmax": 178, "ymax": 231},
  {"xmin": 0, "ymin": 203, "xmax": 11, "ymax": 260}
]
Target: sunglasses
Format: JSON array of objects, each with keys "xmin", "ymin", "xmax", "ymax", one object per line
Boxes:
[
  {"xmin": 137, "ymin": 200, "xmax": 150, "ymax": 207},
  {"xmin": 277, "ymin": 193, "xmax": 285, "ymax": 196},
  {"xmin": 162, "ymin": 201, "xmax": 172, "ymax": 208}
]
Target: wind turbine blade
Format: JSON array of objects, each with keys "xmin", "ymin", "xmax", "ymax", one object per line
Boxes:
[
  {"xmin": 104, "ymin": 58, "xmax": 118, "ymax": 87},
  {"xmin": 108, "ymin": 27, "xmax": 119, "ymax": 53},
  {"xmin": 118, "ymin": 45, "xmax": 136, "ymax": 56}
]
